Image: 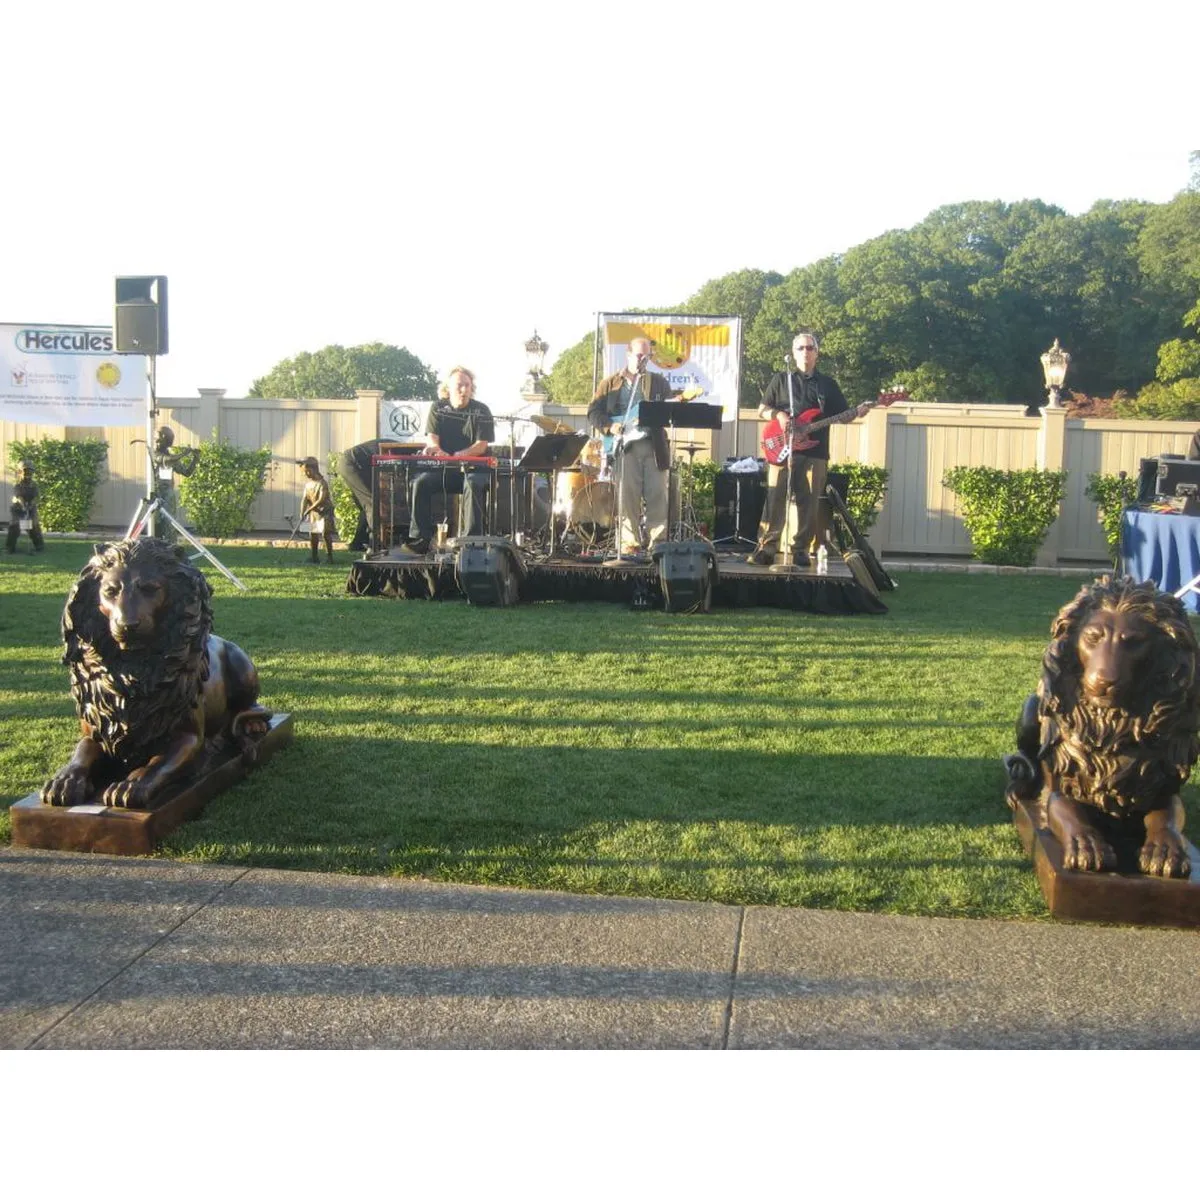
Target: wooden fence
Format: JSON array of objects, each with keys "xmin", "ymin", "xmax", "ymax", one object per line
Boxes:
[{"xmin": 3, "ymin": 390, "xmax": 1196, "ymax": 564}]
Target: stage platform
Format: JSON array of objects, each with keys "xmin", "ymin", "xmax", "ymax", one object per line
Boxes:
[{"xmin": 346, "ymin": 543, "xmax": 890, "ymax": 614}]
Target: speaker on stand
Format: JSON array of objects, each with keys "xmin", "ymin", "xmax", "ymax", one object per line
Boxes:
[{"xmin": 115, "ymin": 276, "xmax": 169, "ymax": 535}]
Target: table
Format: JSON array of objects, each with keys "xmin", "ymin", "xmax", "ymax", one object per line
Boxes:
[{"xmin": 1119, "ymin": 508, "xmax": 1200, "ymax": 613}]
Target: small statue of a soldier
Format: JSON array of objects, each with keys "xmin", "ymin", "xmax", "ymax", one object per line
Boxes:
[
  {"xmin": 298, "ymin": 457, "xmax": 337, "ymax": 563},
  {"xmin": 150, "ymin": 427, "xmax": 200, "ymax": 542},
  {"xmin": 7, "ymin": 460, "xmax": 45, "ymax": 553}
]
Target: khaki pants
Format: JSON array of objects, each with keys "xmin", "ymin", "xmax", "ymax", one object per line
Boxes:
[
  {"xmin": 755, "ymin": 456, "xmax": 826, "ymax": 558},
  {"xmin": 616, "ymin": 438, "xmax": 668, "ymax": 552}
]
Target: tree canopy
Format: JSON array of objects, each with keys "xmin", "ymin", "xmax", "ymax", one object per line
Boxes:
[
  {"xmin": 545, "ymin": 184, "xmax": 1200, "ymax": 413},
  {"xmin": 249, "ymin": 342, "xmax": 437, "ymax": 400}
]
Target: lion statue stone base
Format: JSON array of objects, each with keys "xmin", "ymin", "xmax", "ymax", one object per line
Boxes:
[
  {"xmin": 1005, "ymin": 575, "xmax": 1200, "ymax": 880},
  {"xmin": 41, "ymin": 538, "xmax": 271, "ymax": 811}
]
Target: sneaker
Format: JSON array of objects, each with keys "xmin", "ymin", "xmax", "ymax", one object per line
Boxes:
[
  {"xmin": 747, "ymin": 549, "xmax": 774, "ymax": 567},
  {"xmin": 792, "ymin": 551, "xmax": 812, "ymax": 568}
]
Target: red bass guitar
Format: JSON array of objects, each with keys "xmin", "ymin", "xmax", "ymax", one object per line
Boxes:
[{"xmin": 761, "ymin": 389, "xmax": 907, "ymax": 465}]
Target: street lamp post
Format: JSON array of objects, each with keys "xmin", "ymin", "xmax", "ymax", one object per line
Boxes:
[
  {"xmin": 523, "ymin": 330, "xmax": 549, "ymax": 396},
  {"xmin": 1040, "ymin": 338, "xmax": 1071, "ymax": 409}
]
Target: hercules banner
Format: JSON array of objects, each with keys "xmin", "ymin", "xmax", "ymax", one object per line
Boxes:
[{"xmin": 1, "ymin": 323, "xmax": 146, "ymax": 426}]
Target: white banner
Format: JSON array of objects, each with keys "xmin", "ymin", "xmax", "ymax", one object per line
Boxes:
[
  {"xmin": 598, "ymin": 312, "xmax": 742, "ymax": 421},
  {"xmin": 0, "ymin": 323, "xmax": 146, "ymax": 426},
  {"xmin": 380, "ymin": 397, "xmax": 434, "ymax": 443}
]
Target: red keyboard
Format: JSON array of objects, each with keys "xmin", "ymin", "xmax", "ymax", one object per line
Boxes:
[{"xmin": 373, "ymin": 453, "xmax": 497, "ymax": 469}]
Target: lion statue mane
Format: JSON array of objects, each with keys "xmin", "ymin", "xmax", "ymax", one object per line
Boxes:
[
  {"xmin": 41, "ymin": 537, "xmax": 270, "ymax": 810},
  {"xmin": 1006, "ymin": 574, "xmax": 1200, "ymax": 878}
]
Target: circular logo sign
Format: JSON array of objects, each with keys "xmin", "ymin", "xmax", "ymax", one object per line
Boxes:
[
  {"xmin": 652, "ymin": 327, "xmax": 690, "ymax": 370},
  {"xmin": 96, "ymin": 361, "xmax": 122, "ymax": 389}
]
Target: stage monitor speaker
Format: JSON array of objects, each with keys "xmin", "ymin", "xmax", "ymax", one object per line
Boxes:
[
  {"xmin": 114, "ymin": 275, "xmax": 168, "ymax": 355},
  {"xmin": 653, "ymin": 540, "xmax": 716, "ymax": 613},
  {"xmin": 457, "ymin": 536, "xmax": 524, "ymax": 606}
]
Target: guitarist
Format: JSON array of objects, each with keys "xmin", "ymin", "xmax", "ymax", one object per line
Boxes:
[
  {"xmin": 749, "ymin": 331, "xmax": 867, "ymax": 568},
  {"xmin": 588, "ymin": 336, "xmax": 684, "ymax": 558}
]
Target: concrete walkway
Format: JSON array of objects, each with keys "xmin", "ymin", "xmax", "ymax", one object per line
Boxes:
[{"xmin": 4, "ymin": 846, "xmax": 1200, "ymax": 1049}]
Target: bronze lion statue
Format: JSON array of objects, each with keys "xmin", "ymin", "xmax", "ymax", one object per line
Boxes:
[
  {"xmin": 1005, "ymin": 575, "xmax": 1200, "ymax": 878},
  {"xmin": 41, "ymin": 538, "xmax": 270, "ymax": 810}
]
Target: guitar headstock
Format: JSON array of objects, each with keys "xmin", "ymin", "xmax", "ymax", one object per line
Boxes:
[
  {"xmin": 678, "ymin": 386, "xmax": 705, "ymax": 402},
  {"xmin": 874, "ymin": 387, "xmax": 909, "ymax": 409}
]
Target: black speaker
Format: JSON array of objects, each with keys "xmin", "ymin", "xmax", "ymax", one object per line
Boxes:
[
  {"xmin": 114, "ymin": 275, "xmax": 168, "ymax": 355},
  {"xmin": 653, "ymin": 540, "xmax": 716, "ymax": 613},
  {"xmin": 1137, "ymin": 458, "xmax": 1159, "ymax": 504},
  {"xmin": 457, "ymin": 536, "xmax": 524, "ymax": 606},
  {"xmin": 713, "ymin": 469, "xmax": 766, "ymax": 541}
]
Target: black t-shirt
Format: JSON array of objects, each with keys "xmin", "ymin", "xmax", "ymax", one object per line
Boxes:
[
  {"xmin": 426, "ymin": 399, "xmax": 494, "ymax": 455},
  {"xmin": 762, "ymin": 369, "xmax": 848, "ymax": 461}
]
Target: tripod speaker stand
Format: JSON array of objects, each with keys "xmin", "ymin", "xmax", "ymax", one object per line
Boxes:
[{"xmin": 126, "ymin": 495, "xmax": 247, "ymax": 590}]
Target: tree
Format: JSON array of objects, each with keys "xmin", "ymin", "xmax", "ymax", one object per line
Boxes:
[
  {"xmin": 249, "ymin": 342, "xmax": 437, "ymax": 400},
  {"xmin": 678, "ymin": 268, "xmax": 784, "ymax": 408},
  {"xmin": 544, "ymin": 331, "xmax": 599, "ymax": 407}
]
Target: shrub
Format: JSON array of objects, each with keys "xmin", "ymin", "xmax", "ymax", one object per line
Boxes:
[
  {"xmin": 7, "ymin": 438, "xmax": 108, "ymax": 532},
  {"xmin": 942, "ymin": 466, "xmax": 1067, "ymax": 566},
  {"xmin": 177, "ymin": 438, "xmax": 272, "ymax": 539},
  {"xmin": 1084, "ymin": 471, "xmax": 1137, "ymax": 564},
  {"xmin": 329, "ymin": 452, "xmax": 361, "ymax": 543},
  {"xmin": 830, "ymin": 462, "xmax": 889, "ymax": 534},
  {"xmin": 1114, "ymin": 379, "xmax": 1200, "ymax": 421},
  {"xmin": 678, "ymin": 458, "xmax": 719, "ymax": 534}
]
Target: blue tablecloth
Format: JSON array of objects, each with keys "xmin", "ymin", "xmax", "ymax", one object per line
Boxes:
[{"xmin": 1119, "ymin": 508, "xmax": 1200, "ymax": 613}]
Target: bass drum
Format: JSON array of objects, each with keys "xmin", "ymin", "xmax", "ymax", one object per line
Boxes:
[
  {"xmin": 569, "ymin": 480, "xmax": 616, "ymax": 531},
  {"xmin": 579, "ymin": 436, "xmax": 606, "ymax": 478},
  {"xmin": 554, "ymin": 469, "xmax": 591, "ymax": 516}
]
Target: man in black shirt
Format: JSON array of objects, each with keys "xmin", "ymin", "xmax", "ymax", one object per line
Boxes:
[
  {"xmin": 404, "ymin": 366, "xmax": 495, "ymax": 554},
  {"xmin": 749, "ymin": 331, "xmax": 865, "ymax": 567}
]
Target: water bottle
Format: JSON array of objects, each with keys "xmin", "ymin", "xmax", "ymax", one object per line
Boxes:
[{"xmin": 816, "ymin": 544, "xmax": 828, "ymax": 574}]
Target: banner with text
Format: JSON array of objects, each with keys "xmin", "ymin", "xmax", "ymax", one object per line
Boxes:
[
  {"xmin": 598, "ymin": 312, "xmax": 742, "ymax": 422},
  {"xmin": 0, "ymin": 323, "xmax": 146, "ymax": 426}
]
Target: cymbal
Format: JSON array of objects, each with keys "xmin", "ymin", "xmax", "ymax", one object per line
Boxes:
[{"xmin": 529, "ymin": 414, "xmax": 575, "ymax": 435}]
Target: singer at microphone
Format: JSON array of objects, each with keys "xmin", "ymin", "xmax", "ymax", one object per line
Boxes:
[{"xmin": 587, "ymin": 334, "xmax": 685, "ymax": 560}]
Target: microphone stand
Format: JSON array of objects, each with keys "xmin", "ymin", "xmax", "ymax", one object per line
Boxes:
[
  {"xmin": 782, "ymin": 355, "xmax": 798, "ymax": 566},
  {"xmin": 613, "ymin": 369, "xmax": 645, "ymax": 560}
]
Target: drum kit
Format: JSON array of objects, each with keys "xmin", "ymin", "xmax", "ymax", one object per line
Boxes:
[
  {"xmin": 524, "ymin": 414, "xmax": 704, "ymax": 556},
  {"xmin": 545, "ymin": 427, "xmax": 614, "ymax": 552}
]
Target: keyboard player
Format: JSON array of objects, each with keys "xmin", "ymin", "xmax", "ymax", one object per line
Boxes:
[{"xmin": 403, "ymin": 365, "xmax": 495, "ymax": 555}]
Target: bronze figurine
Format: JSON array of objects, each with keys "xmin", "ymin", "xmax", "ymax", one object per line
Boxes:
[
  {"xmin": 298, "ymin": 457, "xmax": 336, "ymax": 563},
  {"xmin": 41, "ymin": 538, "xmax": 271, "ymax": 810},
  {"xmin": 7, "ymin": 460, "xmax": 45, "ymax": 553},
  {"xmin": 1005, "ymin": 575, "xmax": 1200, "ymax": 878}
]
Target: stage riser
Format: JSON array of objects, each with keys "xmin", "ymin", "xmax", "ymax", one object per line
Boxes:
[{"xmin": 346, "ymin": 559, "xmax": 886, "ymax": 613}]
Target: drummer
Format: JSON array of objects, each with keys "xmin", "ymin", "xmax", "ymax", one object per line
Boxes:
[
  {"xmin": 587, "ymin": 336, "xmax": 683, "ymax": 559},
  {"xmin": 402, "ymin": 366, "xmax": 495, "ymax": 555}
]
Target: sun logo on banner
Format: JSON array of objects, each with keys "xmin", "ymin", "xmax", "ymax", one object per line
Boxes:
[
  {"xmin": 652, "ymin": 326, "xmax": 691, "ymax": 370},
  {"xmin": 96, "ymin": 361, "xmax": 122, "ymax": 389}
]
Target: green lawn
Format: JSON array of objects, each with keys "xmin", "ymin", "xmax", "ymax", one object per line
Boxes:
[{"xmin": 2, "ymin": 538, "xmax": 1169, "ymax": 920}]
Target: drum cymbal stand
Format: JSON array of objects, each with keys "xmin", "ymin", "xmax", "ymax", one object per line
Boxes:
[{"xmin": 676, "ymin": 440, "xmax": 703, "ymax": 540}]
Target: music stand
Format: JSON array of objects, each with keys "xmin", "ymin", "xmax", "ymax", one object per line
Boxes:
[
  {"xmin": 637, "ymin": 402, "xmax": 724, "ymax": 540},
  {"xmin": 519, "ymin": 433, "xmax": 588, "ymax": 555},
  {"xmin": 637, "ymin": 401, "xmax": 723, "ymax": 433}
]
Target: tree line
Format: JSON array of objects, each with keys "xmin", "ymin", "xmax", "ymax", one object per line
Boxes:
[
  {"xmin": 247, "ymin": 170, "xmax": 1198, "ymax": 420},
  {"xmin": 546, "ymin": 182, "xmax": 1200, "ymax": 417}
]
